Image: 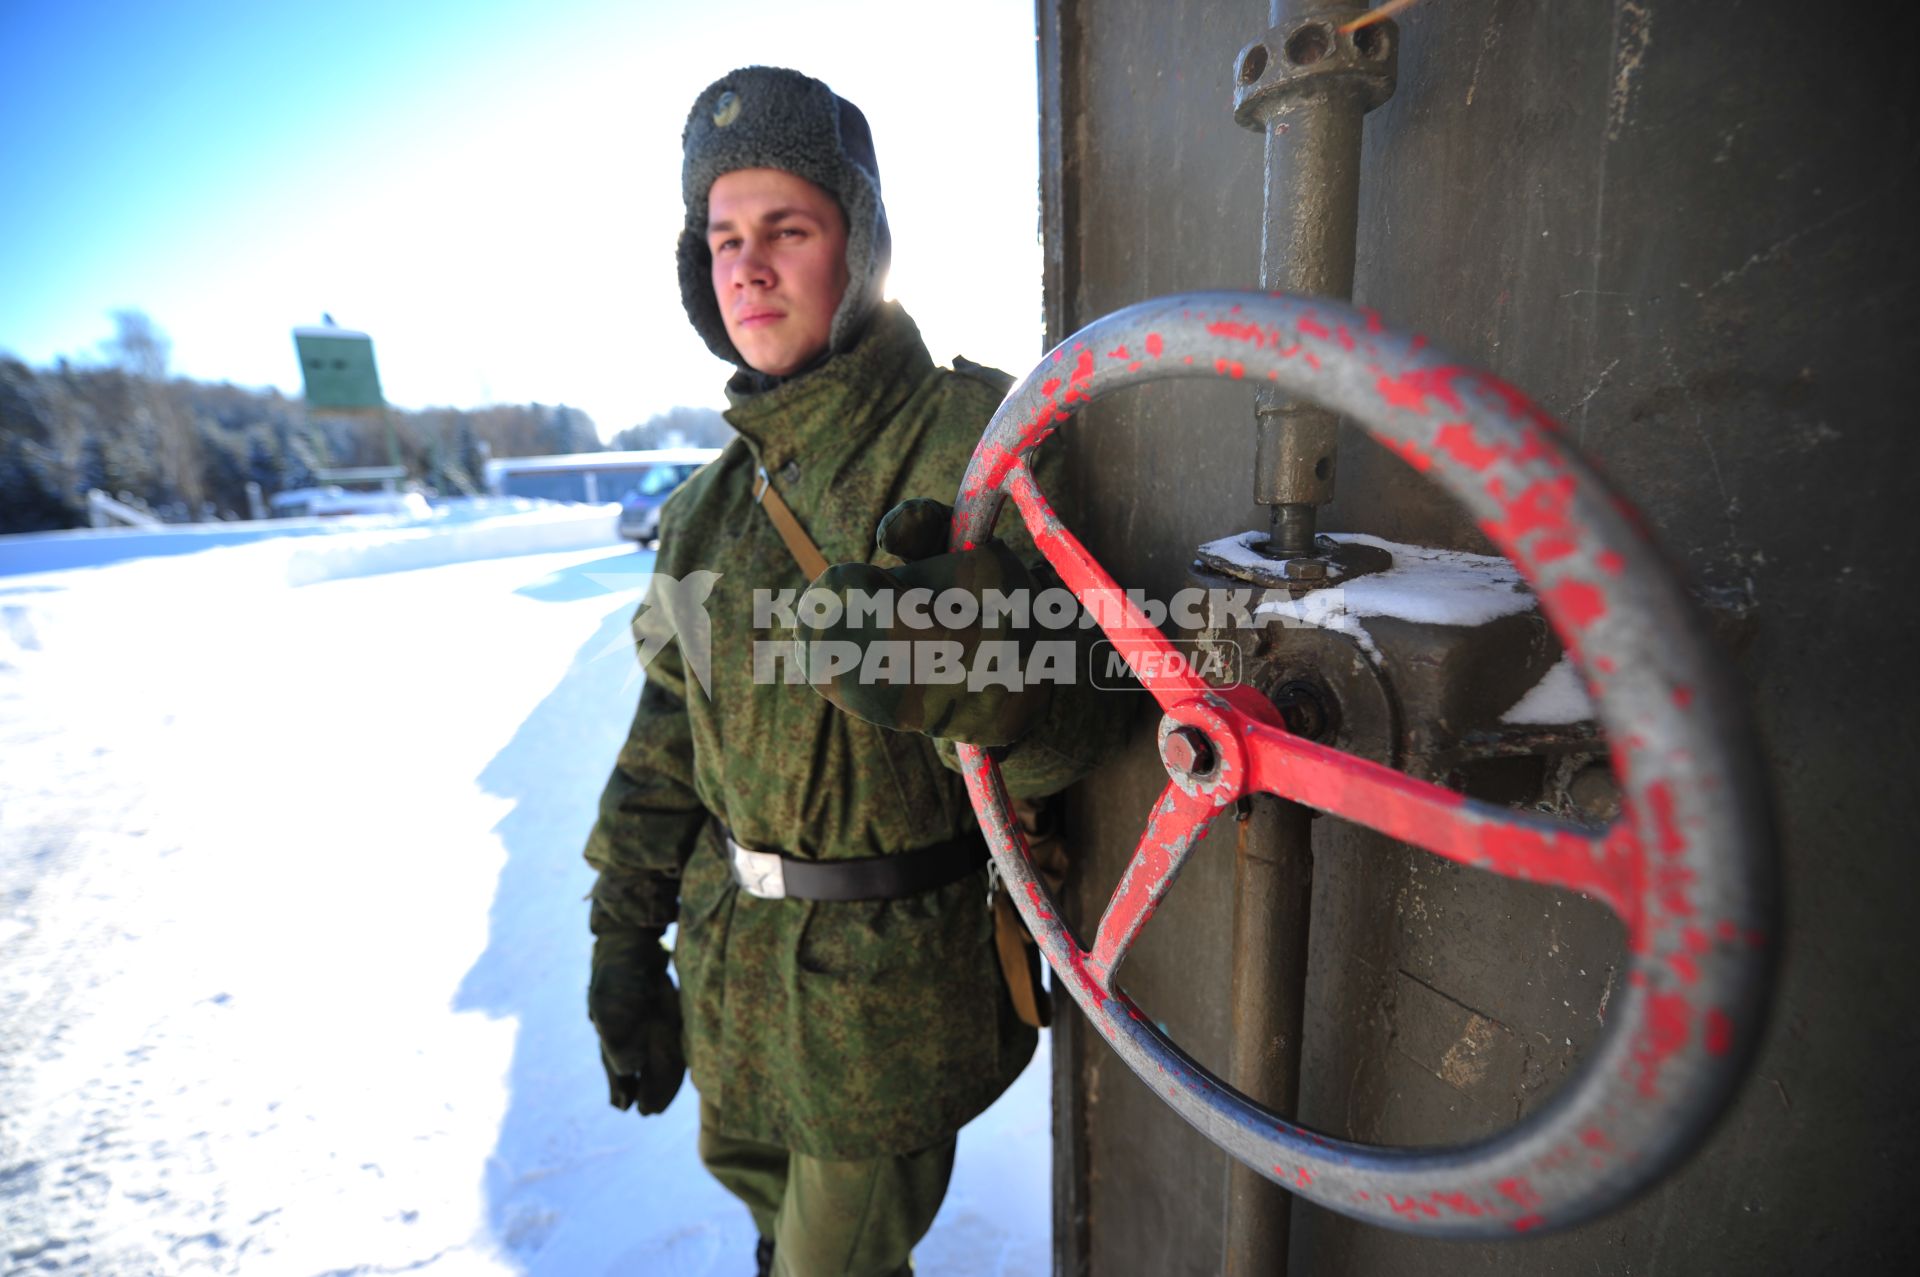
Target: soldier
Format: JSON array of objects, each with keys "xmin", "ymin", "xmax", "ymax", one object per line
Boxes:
[{"xmin": 583, "ymin": 66, "xmax": 1123, "ymax": 1277}]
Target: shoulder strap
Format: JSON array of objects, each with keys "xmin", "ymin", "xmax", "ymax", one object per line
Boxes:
[
  {"xmin": 951, "ymin": 355, "xmax": 1016, "ymax": 397},
  {"xmin": 753, "ymin": 466, "xmax": 829, "ymax": 581}
]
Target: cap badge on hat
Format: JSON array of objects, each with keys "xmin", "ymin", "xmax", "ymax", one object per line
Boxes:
[{"xmin": 713, "ymin": 90, "xmax": 742, "ymax": 127}]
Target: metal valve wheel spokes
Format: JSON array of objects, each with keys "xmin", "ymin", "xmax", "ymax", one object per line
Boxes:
[{"xmin": 949, "ymin": 291, "xmax": 1775, "ymax": 1238}]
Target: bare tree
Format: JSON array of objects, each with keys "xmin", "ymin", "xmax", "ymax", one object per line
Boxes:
[{"xmin": 101, "ymin": 309, "xmax": 203, "ymax": 516}]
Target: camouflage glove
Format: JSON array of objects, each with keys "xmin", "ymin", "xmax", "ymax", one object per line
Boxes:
[
  {"xmin": 587, "ymin": 923, "xmax": 685, "ymax": 1115},
  {"xmin": 800, "ymin": 498, "xmax": 1053, "ymax": 747}
]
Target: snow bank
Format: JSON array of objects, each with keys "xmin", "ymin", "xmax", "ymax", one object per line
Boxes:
[
  {"xmin": 0, "ymin": 538, "xmax": 1050, "ymax": 1275},
  {"xmin": 1200, "ymin": 531, "xmax": 1536, "ymax": 660},
  {"xmin": 1500, "ymin": 654, "xmax": 1597, "ymax": 725},
  {"xmin": 277, "ymin": 504, "xmax": 625, "ymax": 586},
  {"xmin": 0, "ymin": 498, "xmax": 622, "ymax": 580}
]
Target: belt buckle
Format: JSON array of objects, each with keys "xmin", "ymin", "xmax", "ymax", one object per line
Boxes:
[{"xmin": 729, "ymin": 838, "xmax": 787, "ymax": 900}]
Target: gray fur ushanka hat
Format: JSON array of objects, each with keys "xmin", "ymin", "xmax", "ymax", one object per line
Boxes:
[{"xmin": 677, "ymin": 66, "xmax": 891, "ymax": 369}]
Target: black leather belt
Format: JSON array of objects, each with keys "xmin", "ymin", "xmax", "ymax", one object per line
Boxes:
[{"xmin": 719, "ymin": 824, "xmax": 987, "ymax": 902}]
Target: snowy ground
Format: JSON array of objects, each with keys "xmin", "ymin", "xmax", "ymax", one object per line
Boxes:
[{"xmin": 0, "ymin": 513, "xmax": 1049, "ymax": 1276}]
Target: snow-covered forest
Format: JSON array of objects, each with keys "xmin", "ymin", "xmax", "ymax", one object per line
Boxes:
[{"xmin": 0, "ymin": 312, "xmax": 731, "ymax": 536}]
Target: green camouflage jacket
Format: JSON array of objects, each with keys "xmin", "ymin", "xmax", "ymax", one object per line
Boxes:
[{"xmin": 584, "ymin": 302, "xmax": 1120, "ymax": 1158}]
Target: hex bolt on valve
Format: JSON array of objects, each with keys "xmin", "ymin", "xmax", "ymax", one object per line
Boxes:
[
  {"xmin": 946, "ymin": 290, "xmax": 1775, "ymax": 1239},
  {"xmin": 1161, "ymin": 725, "xmax": 1218, "ymax": 781}
]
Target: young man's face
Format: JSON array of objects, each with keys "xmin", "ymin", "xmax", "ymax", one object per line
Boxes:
[{"xmin": 707, "ymin": 168, "xmax": 850, "ymax": 377}]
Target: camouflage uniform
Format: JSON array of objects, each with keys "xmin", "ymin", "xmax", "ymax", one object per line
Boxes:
[{"xmin": 584, "ymin": 300, "xmax": 1104, "ymax": 1159}]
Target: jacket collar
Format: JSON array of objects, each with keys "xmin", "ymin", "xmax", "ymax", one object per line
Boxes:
[{"xmin": 722, "ymin": 301, "xmax": 933, "ymax": 472}]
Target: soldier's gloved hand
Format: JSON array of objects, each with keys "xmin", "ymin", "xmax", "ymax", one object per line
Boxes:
[
  {"xmin": 587, "ymin": 924, "xmax": 685, "ymax": 1115},
  {"xmin": 799, "ymin": 498, "xmax": 1054, "ymax": 747}
]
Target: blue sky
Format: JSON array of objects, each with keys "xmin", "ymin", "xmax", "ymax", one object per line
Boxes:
[{"xmin": 0, "ymin": 0, "xmax": 1044, "ymax": 436}]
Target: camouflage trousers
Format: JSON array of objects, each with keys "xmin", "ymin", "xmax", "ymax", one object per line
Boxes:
[{"xmin": 698, "ymin": 1095, "xmax": 955, "ymax": 1276}]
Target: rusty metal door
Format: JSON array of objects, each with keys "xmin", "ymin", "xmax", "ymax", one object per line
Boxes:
[{"xmin": 1028, "ymin": 0, "xmax": 1920, "ymax": 1272}]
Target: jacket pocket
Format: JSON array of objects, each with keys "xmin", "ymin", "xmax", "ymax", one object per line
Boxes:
[{"xmin": 784, "ymin": 881, "xmax": 1000, "ymax": 1153}]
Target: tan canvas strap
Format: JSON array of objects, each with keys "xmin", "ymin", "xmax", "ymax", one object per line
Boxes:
[
  {"xmin": 753, "ymin": 466, "xmax": 829, "ymax": 581},
  {"xmin": 994, "ymin": 890, "xmax": 1051, "ymax": 1028}
]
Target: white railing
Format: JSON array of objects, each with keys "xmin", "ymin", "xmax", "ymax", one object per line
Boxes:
[{"xmin": 86, "ymin": 489, "xmax": 163, "ymax": 529}]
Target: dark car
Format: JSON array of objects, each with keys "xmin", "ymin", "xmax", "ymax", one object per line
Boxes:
[{"xmin": 616, "ymin": 455, "xmax": 715, "ymax": 544}]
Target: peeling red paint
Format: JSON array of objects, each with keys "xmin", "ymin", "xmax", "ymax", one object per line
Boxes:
[
  {"xmin": 1381, "ymin": 435, "xmax": 1435, "ymax": 473},
  {"xmin": 1533, "ymin": 537, "xmax": 1577, "ymax": 564},
  {"xmin": 1020, "ymin": 877, "xmax": 1054, "ymax": 924},
  {"xmin": 1644, "ymin": 780, "xmax": 1686, "ymax": 856},
  {"xmin": 1475, "ymin": 373, "xmax": 1564, "ymax": 436},
  {"xmin": 1214, "ymin": 357, "xmax": 1246, "ymax": 379},
  {"xmin": 968, "ymin": 441, "xmax": 1022, "ymax": 494},
  {"xmin": 1669, "ymin": 952, "xmax": 1700, "ymax": 985},
  {"xmin": 1510, "ymin": 1214, "xmax": 1545, "ymax": 1233},
  {"xmin": 1429, "ymin": 1191, "xmax": 1487, "ymax": 1217},
  {"xmin": 1063, "ymin": 348, "xmax": 1097, "ymax": 405},
  {"xmin": 1597, "ymin": 549, "xmax": 1625, "ymax": 575},
  {"xmin": 1543, "ymin": 579, "xmax": 1607, "ymax": 629},
  {"xmin": 1498, "ymin": 1177, "xmax": 1542, "ymax": 1211},
  {"xmin": 1240, "ymin": 717, "xmax": 1641, "ymax": 925},
  {"xmin": 1041, "ymin": 376, "xmax": 1061, "ymax": 398},
  {"xmin": 1006, "ymin": 465, "xmax": 1212, "ymax": 712},
  {"xmin": 1705, "ymin": 1009, "xmax": 1733, "ymax": 1056},
  {"xmin": 1376, "ymin": 365, "xmax": 1470, "ymax": 415},
  {"xmin": 1108, "ymin": 344, "xmax": 1131, "ymax": 360},
  {"xmin": 1385, "ymin": 1194, "xmax": 1440, "ymax": 1218},
  {"xmin": 1483, "ymin": 475, "xmax": 1577, "ymax": 544},
  {"xmin": 1672, "ymin": 684, "xmax": 1695, "ymax": 709},
  {"xmin": 1580, "ymin": 1127, "xmax": 1614, "ymax": 1151},
  {"xmin": 1628, "ymin": 990, "xmax": 1693, "ymax": 1097},
  {"xmin": 1299, "ymin": 314, "xmax": 1333, "ymax": 341},
  {"xmin": 1207, "ymin": 319, "xmax": 1273, "ymax": 347},
  {"xmin": 1145, "ymin": 332, "xmax": 1164, "ymax": 358},
  {"xmin": 1654, "ymin": 862, "xmax": 1697, "ymax": 917},
  {"xmin": 1434, "ymin": 421, "xmax": 1505, "ymax": 470},
  {"xmin": 1478, "ymin": 819, "xmax": 1637, "ymax": 922},
  {"xmin": 1060, "ymin": 939, "xmax": 1110, "ymax": 1009}
]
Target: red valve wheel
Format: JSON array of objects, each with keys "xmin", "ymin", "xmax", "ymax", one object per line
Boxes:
[{"xmin": 950, "ymin": 292, "xmax": 1774, "ymax": 1238}]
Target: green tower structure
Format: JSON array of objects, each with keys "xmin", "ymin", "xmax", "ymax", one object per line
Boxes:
[
  {"xmin": 293, "ymin": 321, "xmax": 384, "ymax": 409},
  {"xmin": 292, "ymin": 318, "xmax": 399, "ymax": 470}
]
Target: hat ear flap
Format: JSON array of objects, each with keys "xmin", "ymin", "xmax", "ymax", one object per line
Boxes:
[{"xmin": 678, "ymin": 228, "xmax": 745, "ymax": 366}]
